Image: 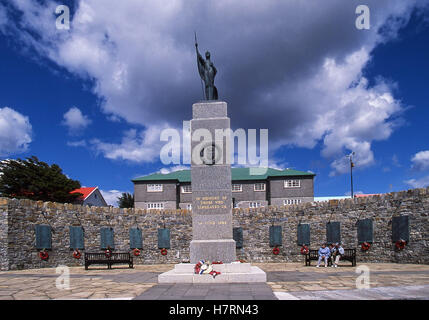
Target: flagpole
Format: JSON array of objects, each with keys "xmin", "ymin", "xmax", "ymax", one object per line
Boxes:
[{"xmin": 348, "ymin": 152, "xmax": 355, "ymax": 199}]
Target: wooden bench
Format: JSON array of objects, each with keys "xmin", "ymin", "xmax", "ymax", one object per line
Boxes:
[
  {"xmin": 305, "ymin": 249, "xmax": 356, "ymax": 267},
  {"xmin": 84, "ymin": 252, "xmax": 133, "ymax": 270}
]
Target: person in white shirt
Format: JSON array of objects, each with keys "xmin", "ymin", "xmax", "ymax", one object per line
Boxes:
[{"xmin": 333, "ymin": 243, "xmax": 345, "ymax": 267}]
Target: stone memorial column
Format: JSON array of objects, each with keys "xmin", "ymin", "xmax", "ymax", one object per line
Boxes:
[{"xmin": 190, "ymin": 101, "xmax": 236, "ymax": 263}]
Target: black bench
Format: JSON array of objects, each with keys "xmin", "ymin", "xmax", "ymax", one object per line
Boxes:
[
  {"xmin": 84, "ymin": 252, "xmax": 133, "ymax": 270},
  {"xmin": 305, "ymin": 249, "xmax": 356, "ymax": 267}
]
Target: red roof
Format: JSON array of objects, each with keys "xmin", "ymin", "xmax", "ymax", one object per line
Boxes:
[
  {"xmin": 70, "ymin": 187, "xmax": 97, "ymax": 200},
  {"xmin": 355, "ymin": 194, "xmax": 381, "ymax": 198}
]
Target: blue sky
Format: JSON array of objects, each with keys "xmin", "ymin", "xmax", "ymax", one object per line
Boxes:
[{"xmin": 1, "ymin": 1, "xmax": 429, "ymax": 205}]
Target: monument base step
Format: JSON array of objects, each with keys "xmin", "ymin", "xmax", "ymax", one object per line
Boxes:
[{"xmin": 158, "ymin": 263, "xmax": 267, "ymax": 283}]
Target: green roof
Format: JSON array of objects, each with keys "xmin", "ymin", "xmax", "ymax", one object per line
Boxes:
[{"xmin": 132, "ymin": 167, "xmax": 315, "ymax": 183}]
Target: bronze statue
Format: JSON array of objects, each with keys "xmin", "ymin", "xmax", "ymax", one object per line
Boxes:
[{"xmin": 195, "ymin": 33, "xmax": 218, "ymax": 100}]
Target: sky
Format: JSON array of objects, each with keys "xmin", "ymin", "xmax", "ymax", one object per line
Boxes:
[{"xmin": 0, "ymin": 0, "xmax": 429, "ymax": 206}]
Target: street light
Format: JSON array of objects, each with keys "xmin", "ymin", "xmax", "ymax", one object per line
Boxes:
[{"xmin": 346, "ymin": 152, "xmax": 355, "ymax": 198}]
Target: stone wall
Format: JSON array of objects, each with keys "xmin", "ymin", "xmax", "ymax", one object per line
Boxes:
[
  {"xmin": 0, "ymin": 198, "xmax": 8, "ymax": 271},
  {"xmin": 0, "ymin": 187, "xmax": 428, "ymax": 271}
]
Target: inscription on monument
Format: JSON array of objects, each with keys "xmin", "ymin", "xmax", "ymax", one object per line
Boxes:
[{"xmin": 195, "ymin": 196, "xmax": 228, "ymax": 211}]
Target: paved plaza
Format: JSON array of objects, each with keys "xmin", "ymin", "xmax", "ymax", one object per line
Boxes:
[{"xmin": 1, "ymin": 263, "xmax": 429, "ymax": 300}]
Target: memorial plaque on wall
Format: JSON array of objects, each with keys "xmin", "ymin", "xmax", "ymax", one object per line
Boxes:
[
  {"xmin": 130, "ymin": 228, "xmax": 143, "ymax": 249},
  {"xmin": 357, "ymin": 219, "xmax": 373, "ymax": 243},
  {"xmin": 69, "ymin": 226, "xmax": 84, "ymax": 249},
  {"xmin": 326, "ymin": 222, "xmax": 341, "ymax": 244},
  {"xmin": 233, "ymin": 227, "xmax": 243, "ymax": 249},
  {"xmin": 158, "ymin": 228, "xmax": 171, "ymax": 249},
  {"xmin": 392, "ymin": 216, "xmax": 409, "ymax": 243},
  {"xmin": 269, "ymin": 225, "xmax": 282, "ymax": 247},
  {"xmin": 35, "ymin": 224, "xmax": 52, "ymax": 249},
  {"xmin": 100, "ymin": 227, "xmax": 115, "ymax": 249},
  {"xmin": 297, "ymin": 223, "xmax": 310, "ymax": 246}
]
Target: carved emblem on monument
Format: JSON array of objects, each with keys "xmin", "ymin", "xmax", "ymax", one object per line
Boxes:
[{"xmin": 199, "ymin": 142, "xmax": 221, "ymax": 165}]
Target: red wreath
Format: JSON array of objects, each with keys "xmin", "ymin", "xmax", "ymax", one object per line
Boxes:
[
  {"xmin": 105, "ymin": 248, "xmax": 112, "ymax": 258},
  {"xmin": 300, "ymin": 245, "xmax": 309, "ymax": 255},
  {"xmin": 395, "ymin": 240, "xmax": 406, "ymax": 250},
  {"xmin": 272, "ymin": 247, "xmax": 280, "ymax": 255},
  {"xmin": 160, "ymin": 248, "xmax": 168, "ymax": 256},
  {"xmin": 194, "ymin": 261, "xmax": 202, "ymax": 274},
  {"xmin": 361, "ymin": 242, "xmax": 371, "ymax": 251},
  {"xmin": 133, "ymin": 248, "xmax": 141, "ymax": 256},
  {"xmin": 209, "ymin": 270, "xmax": 221, "ymax": 278},
  {"xmin": 73, "ymin": 249, "xmax": 81, "ymax": 259},
  {"xmin": 212, "ymin": 261, "xmax": 223, "ymax": 264},
  {"xmin": 39, "ymin": 249, "xmax": 49, "ymax": 261}
]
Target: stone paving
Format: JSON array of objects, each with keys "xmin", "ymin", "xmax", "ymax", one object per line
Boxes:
[
  {"xmin": 135, "ymin": 283, "xmax": 276, "ymax": 300},
  {"xmin": 1, "ymin": 262, "xmax": 429, "ymax": 300},
  {"xmin": 274, "ymin": 285, "xmax": 429, "ymax": 300}
]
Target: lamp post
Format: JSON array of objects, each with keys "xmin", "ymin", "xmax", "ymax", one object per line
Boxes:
[{"xmin": 347, "ymin": 152, "xmax": 355, "ymax": 198}]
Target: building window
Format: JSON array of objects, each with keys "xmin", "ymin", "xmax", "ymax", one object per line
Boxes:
[
  {"xmin": 284, "ymin": 179, "xmax": 301, "ymax": 188},
  {"xmin": 284, "ymin": 199, "xmax": 302, "ymax": 205},
  {"xmin": 147, "ymin": 184, "xmax": 163, "ymax": 192},
  {"xmin": 147, "ymin": 203, "xmax": 164, "ymax": 210},
  {"xmin": 181, "ymin": 185, "xmax": 192, "ymax": 193},
  {"xmin": 249, "ymin": 202, "xmax": 260, "ymax": 208},
  {"xmin": 232, "ymin": 184, "xmax": 242, "ymax": 192},
  {"xmin": 186, "ymin": 204, "xmax": 192, "ymax": 210},
  {"xmin": 254, "ymin": 183, "xmax": 266, "ymax": 191}
]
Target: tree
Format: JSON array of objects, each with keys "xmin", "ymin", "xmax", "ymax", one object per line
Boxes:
[
  {"xmin": 0, "ymin": 156, "xmax": 82, "ymax": 203},
  {"xmin": 118, "ymin": 192, "xmax": 134, "ymax": 208}
]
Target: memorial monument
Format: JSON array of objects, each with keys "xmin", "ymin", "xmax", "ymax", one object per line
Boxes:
[{"xmin": 158, "ymin": 37, "xmax": 266, "ymax": 283}]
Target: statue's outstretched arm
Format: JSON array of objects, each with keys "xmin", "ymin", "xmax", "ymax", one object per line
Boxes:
[{"xmin": 196, "ymin": 51, "xmax": 205, "ymax": 66}]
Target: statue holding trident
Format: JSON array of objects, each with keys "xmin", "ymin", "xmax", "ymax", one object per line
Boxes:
[{"xmin": 195, "ymin": 32, "xmax": 218, "ymax": 100}]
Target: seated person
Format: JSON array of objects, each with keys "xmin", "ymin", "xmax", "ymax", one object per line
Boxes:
[
  {"xmin": 333, "ymin": 243, "xmax": 345, "ymax": 268},
  {"xmin": 316, "ymin": 243, "xmax": 330, "ymax": 268},
  {"xmin": 329, "ymin": 244, "xmax": 336, "ymax": 266}
]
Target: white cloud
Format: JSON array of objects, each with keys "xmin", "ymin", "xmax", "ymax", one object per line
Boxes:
[
  {"xmin": 90, "ymin": 125, "xmax": 169, "ymax": 163},
  {"xmin": 159, "ymin": 165, "xmax": 189, "ymax": 174},
  {"xmin": 309, "ymin": 50, "xmax": 402, "ymax": 176},
  {"xmin": 0, "ymin": 107, "xmax": 32, "ymax": 157},
  {"xmin": 2, "ymin": 0, "xmax": 428, "ymax": 170},
  {"xmin": 411, "ymin": 150, "xmax": 429, "ymax": 171},
  {"xmin": 0, "ymin": 4, "xmax": 7, "ymax": 31},
  {"xmin": 405, "ymin": 176, "xmax": 429, "ymax": 189},
  {"xmin": 100, "ymin": 189, "xmax": 127, "ymax": 207},
  {"xmin": 62, "ymin": 107, "xmax": 91, "ymax": 134},
  {"xmin": 345, "ymin": 190, "xmax": 364, "ymax": 196},
  {"xmin": 67, "ymin": 140, "xmax": 87, "ymax": 147}
]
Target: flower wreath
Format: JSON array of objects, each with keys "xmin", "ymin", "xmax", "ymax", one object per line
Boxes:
[
  {"xmin": 395, "ymin": 239, "xmax": 406, "ymax": 250},
  {"xmin": 39, "ymin": 249, "xmax": 49, "ymax": 261},
  {"xmin": 361, "ymin": 242, "xmax": 371, "ymax": 251},
  {"xmin": 194, "ymin": 260, "xmax": 221, "ymax": 278},
  {"xmin": 300, "ymin": 245, "xmax": 309, "ymax": 255},
  {"xmin": 105, "ymin": 247, "xmax": 112, "ymax": 258},
  {"xmin": 73, "ymin": 249, "xmax": 81, "ymax": 259}
]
